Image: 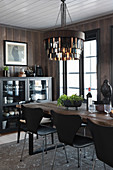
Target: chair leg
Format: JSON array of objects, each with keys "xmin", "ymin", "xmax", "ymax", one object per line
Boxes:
[
  {"xmin": 103, "ymin": 163, "xmax": 106, "ymax": 170},
  {"xmin": 45, "ymin": 135, "xmax": 47, "ymax": 154},
  {"xmin": 51, "ymin": 144, "xmax": 58, "ymax": 170},
  {"xmin": 17, "ymin": 129, "xmax": 21, "ymax": 143},
  {"xmin": 51, "ymin": 133, "xmax": 54, "ymax": 144},
  {"xmin": 20, "ymin": 132, "xmax": 27, "ymax": 162},
  {"xmin": 92, "ymin": 158, "xmax": 97, "ymax": 170},
  {"xmin": 63, "ymin": 144, "xmax": 69, "ymax": 163},
  {"xmin": 42, "ymin": 138, "xmax": 45, "ymax": 170},
  {"xmin": 79, "ymin": 149, "xmax": 82, "ymax": 170},
  {"xmin": 91, "ymin": 146, "xmax": 95, "ymax": 161},
  {"xmin": 83, "ymin": 127, "xmax": 86, "ymax": 158},
  {"xmin": 77, "ymin": 148, "xmax": 80, "ymax": 168}
]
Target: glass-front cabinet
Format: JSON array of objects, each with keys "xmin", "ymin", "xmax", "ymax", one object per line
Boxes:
[
  {"xmin": 0, "ymin": 78, "xmax": 27, "ymax": 133},
  {"xmin": 0, "ymin": 77, "xmax": 52, "ymax": 133},
  {"xmin": 28, "ymin": 77, "xmax": 52, "ymax": 102}
]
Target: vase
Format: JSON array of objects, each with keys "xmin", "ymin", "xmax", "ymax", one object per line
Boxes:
[{"xmin": 3, "ymin": 70, "xmax": 10, "ymax": 77}]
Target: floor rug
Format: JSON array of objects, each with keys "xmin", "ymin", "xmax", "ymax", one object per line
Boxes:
[{"xmin": 0, "ymin": 134, "xmax": 112, "ymax": 170}]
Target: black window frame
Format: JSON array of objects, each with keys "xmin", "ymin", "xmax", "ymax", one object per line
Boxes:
[{"xmin": 59, "ymin": 29, "xmax": 100, "ymax": 101}]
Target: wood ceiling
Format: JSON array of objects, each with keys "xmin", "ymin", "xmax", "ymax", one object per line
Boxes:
[{"xmin": 0, "ymin": 0, "xmax": 113, "ymax": 30}]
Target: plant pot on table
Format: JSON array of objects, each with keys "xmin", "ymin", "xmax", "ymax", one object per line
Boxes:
[{"xmin": 63, "ymin": 100, "xmax": 82, "ymax": 109}]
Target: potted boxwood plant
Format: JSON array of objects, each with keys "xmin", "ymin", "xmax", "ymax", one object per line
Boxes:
[
  {"xmin": 3, "ymin": 66, "xmax": 10, "ymax": 77},
  {"xmin": 57, "ymin": 94, "xmax": 83, "ymax": 108}
]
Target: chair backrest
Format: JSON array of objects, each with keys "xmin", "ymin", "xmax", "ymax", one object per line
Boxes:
[
  {"xmin": 22, "ymin": 105, "xmax": 44, "ymax": 134},
  {"xmin": 51, "ymin": 110, "xmax": 82, "ymax": 145},
  {"xmin": 19, "ymin": 101, "xmax": 31, "ymax": 120},
  {"xmin": 87, "ymin": 119, "xmax": 113, "ymax": 168}
]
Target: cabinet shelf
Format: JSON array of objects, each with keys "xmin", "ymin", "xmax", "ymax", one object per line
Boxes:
[
  {"xmin": 3, "ymin": 115, "xmax": 19, "ymax": 121},
  {"xmin": 3, "ymin": 102, "xmax": 19, "ymax": 107},
  {"xmin": 0, "ymin": 128, "xmax": 18, "ymax": 134}
]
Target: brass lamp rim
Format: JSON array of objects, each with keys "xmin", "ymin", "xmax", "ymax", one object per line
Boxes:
[{"xmin": 44, "ymin": 30, "xmax": 85, "ymax": 40}]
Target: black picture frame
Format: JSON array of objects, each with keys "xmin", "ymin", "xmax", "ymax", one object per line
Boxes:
[{"xmin": 4, "ymin": 40, "xmax": 28, "ymax": 66}]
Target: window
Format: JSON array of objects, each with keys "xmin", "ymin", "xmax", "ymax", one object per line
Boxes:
[
  {"xmin": 67, "ymin": 60, "xmax": 79, "ymax": 96},
  {"xmin": 84, "ymin": 40, "xmax": 97, "ymax": 101},
  {"xmin": 59, "ymin": 60, "xmax": 63, "ymax": 96},
  {"xmin": 59, "ymin": 29, "xmax": 100, "ymax": 101}
]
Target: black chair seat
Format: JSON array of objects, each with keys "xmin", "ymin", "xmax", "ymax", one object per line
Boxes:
[
  {"xmin": 38, "ymin": 125, "xmax": 56, "ymax": 136},
  {"xmin": 20, "ymin": 106, "xmax": 57, "ymax": 170},
  {"xmin": 73, "ymin": 135, "xmax": 93, "ymax": 148},
  {"xmin": 51, "ymin": 110, "xmax": 94, "ymax": 169}
]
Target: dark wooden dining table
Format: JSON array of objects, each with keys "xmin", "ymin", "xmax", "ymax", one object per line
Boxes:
[{"xmin": 21, "ymin": 101, "xmax": 113, "ymax": 155}]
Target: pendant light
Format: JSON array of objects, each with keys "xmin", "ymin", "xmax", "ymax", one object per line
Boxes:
[{"xmin": 44, "ymin": 0, "xmax": 85, "ymax": 61}]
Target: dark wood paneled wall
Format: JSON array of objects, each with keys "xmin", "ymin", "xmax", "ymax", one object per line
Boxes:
[
  {"xmin": 41, "ymin": 14, "xmax": 113, "ymax": 100},
  {"xmin": 0, "ymin": 25, "xmax": 41, "ymax": 77},
  {"xmin": 1, "ymin": 14, "xmax": 113, "ymax": 100}
]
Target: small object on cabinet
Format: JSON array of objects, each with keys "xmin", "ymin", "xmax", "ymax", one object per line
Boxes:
[
  {"xmin": 35, "ymin": 65, "xmax": 43, "ymax": 76},
  {"xmin": 2, "ymin": 120, "xmax": 7, "ymax": 129},
  {"xmin": 3, "ymin": 66, "xmax": 10, "ymax": 77},
  {"xmin": 3, "ymin": 112, "xmax": 9, "ymax": 117},
  {"xmin": 18, "ymin": 68, "xmax": 26, "ymax": 77},
  {"xmin": 9, "ymin": 111, "xmax": 15, "ymax": 116}
]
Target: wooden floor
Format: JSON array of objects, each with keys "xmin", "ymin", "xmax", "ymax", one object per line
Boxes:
[{"xmin": 0, "ymin": 132, "xmax": 25, "ymax": 145}]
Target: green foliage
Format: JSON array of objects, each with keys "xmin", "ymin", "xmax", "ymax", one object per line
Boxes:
[
  {"xmin": 69, "ymin": 94, "xmax": 83, "ymax": 103},
  {"xmin": 57, "ymin": 94, "xmax": 83, "ymax": 106},
  {"xmin": 3, "ymin": 66, "xmax": 9, "ymax": 71},
  {"xmin": 57, "ymin": 94, "xmax": 68, "ymax": 106}
]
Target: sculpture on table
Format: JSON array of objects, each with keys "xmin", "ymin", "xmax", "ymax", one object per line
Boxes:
[{"xmin": 101, "ymin": 79, "xmax": 112, "ymax": 104}]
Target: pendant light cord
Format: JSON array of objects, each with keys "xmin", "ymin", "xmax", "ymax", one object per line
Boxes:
[
  {"xmin": 66, "ymin": 5, "xmax": 72, "ymax": 23},
  {"xmin": 55, "ymin": 1, "xmax": 73, "ymax": 27}
]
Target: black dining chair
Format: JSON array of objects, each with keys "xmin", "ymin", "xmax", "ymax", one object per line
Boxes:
[
  {"xmin": 20, "ymin": 106, "xmax": 56, "ymax": 170},
  {"xmin": 51, "ymin": 110, "xmax": 94, "ymax": 170},
  {"xmin": 17, "ymin": 100, "xmax": 31, "ymax": 143},
  {"xmin": 87, "ymin": 119, "xmax": 113, "ymax": 169},
  {"xmin": 17, "ymin": 102, "xmax": 54, "ymax": 145}
]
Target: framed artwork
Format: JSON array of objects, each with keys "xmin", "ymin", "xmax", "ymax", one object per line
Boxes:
[{"xmin": 4, "ymin": 40, "xmax": 28, "ymax": 66}]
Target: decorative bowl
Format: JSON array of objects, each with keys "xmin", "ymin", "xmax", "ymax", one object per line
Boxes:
[{"xmin": 63, "ymin": 100, "xmax": 82, "ymax": 107}]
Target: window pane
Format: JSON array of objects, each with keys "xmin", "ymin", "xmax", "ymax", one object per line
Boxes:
[
  {"xmin": 84, "ymin": 58, "xmax": 90, "ymax": 73},
  {"xmin": 67, "ymin": 74, "xmax": 79, "ymax": 88},
  {"xmin": 67, "ymin": 88, "xmax": 79, "ymax": 96},
  {"xmin": 84, "ymin": 40, "xmax": 97, "ymax": 101},
  {"xmin": 90, "ymin": 40, "xmax": 97, "ymax": 56},
  {"xmin": 84, "ymin": 57, "xmax": 97, "ymax": 73},
  {"xmin": 84, "ymin": 41, "xmax": 91, "ymax": 57},
  {"xmin": 67, "ymin": 60, "xmax": 79, "ymax": 96},
  {"xmin": 91, "ymin": 57, "xmax": 97, "ymax": 72},
  {"xmin": 59, "ymin": 61, "xmax": 63, "ymax": 96},
  {"xmin": 67, "ymin": 60, "xmax": 79, "ymax": 73}
]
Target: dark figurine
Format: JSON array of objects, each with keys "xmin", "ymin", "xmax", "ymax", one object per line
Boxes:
[{"xmin": 101, "ymin": 79, "xmax": 112, "ymax": 104}]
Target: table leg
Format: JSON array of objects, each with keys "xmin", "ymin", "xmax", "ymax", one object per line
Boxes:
[{"xmin": 29, "ymin": 133, "xmax": 33, "ymax": 155}]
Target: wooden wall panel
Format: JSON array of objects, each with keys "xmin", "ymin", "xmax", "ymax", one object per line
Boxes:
[
  {"xmin": 20, "ymin": 30, "xmax": 27, "ymax": 42},
  {"xmin": 13, "ymin": 29, "xmax": 20, "ymax": 42},
  {"xmin": 1, "ymin": 14, "xmax": 113, "ymax": 100},
  {"xmin": 0, "ymin": 25, "xmax": 40, "ymax": 77},
  {"xmin": 6, "ymin": 28, "xmax": 13, "ymax": 41},
  {"xmin": 41, "ymin": 14, "xmax": 113, "ymax": 100}
]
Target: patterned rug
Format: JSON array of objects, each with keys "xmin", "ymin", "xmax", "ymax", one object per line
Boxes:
[{"xmin": 0, "ymin": 134, "xmax": 112, "ymax": 170}]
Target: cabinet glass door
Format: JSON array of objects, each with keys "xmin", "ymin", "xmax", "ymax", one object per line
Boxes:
[
  {"xmin": 29, "ymin": 80, "xmax": 49, "ymax": 101},
  {"xmin": 2, "ymin": 80, "xmax": 26, "ymax": 131},
  {"xmin": 3, "ymin": 80, "xmax": 25, "ymax": 104}
]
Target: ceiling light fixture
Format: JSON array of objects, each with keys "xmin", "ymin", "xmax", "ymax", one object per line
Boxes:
[{"xmin": 44, "ymin": 0, "xmax": 85, "ymax": 61}]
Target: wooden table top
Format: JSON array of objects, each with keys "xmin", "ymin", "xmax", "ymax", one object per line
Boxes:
[{"xmin": 21, "ymin": 102, "xmax": 113, "ymax": 127}]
